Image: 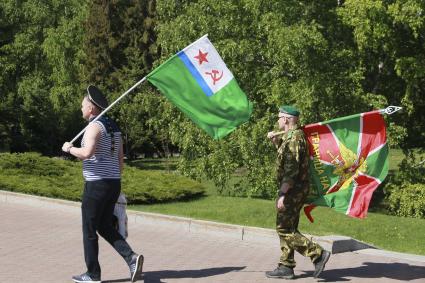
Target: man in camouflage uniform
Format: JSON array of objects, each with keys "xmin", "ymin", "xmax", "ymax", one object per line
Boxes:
[{"xmin": 265, "ymin": 105, "xmax": 330, "ymax": 279}]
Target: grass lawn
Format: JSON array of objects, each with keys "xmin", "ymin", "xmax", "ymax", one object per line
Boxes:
[
  {"xmin": 130, "ymin": 149, "xmax": 425, "ymax": 256},
  {"xmin": 131, "ymin": 197, "xmax": 425, "ymax": 256}
]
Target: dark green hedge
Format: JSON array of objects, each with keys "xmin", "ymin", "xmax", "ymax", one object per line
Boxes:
[{"xmin": 0, "ymin": 152, "xmax": 205, "ymax": 203}]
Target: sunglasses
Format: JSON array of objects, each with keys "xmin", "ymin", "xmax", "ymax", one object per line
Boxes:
[{"xmin": 278, "ymin": 115, "xmax": 292, "ymax": 119}]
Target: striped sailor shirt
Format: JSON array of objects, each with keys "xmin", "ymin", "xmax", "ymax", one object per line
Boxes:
[{"xmin": 82, "ymin": 116, "xmax": 121, "ymax": 181}]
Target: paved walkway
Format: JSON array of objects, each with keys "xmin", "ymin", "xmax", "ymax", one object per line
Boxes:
[{"xmin": 1, "ymin": 194, "xmax": 425, "ymax": 283}]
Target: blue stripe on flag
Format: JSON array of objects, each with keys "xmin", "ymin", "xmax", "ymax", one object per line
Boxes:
[{"xmin": 177, "ymin": 51, "xmax": 213, "ymax": 97}]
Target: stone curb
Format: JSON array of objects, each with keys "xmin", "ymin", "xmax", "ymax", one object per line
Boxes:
[
  {"xmin": 356, "ymin": 248, "xmax": 425, "ymax": 263},
  {"xmin": 1, "ymin": 190, "xmax": 420, "ymax": 260}
]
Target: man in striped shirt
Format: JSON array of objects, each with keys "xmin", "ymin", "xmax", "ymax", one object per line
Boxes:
[{"xmin": 62, "ymin": 85, "xmax": 143, "ymax": 283}]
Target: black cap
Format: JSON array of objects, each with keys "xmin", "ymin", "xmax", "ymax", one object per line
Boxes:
[{"xmin": 87, "ymin": 85, "xmax": 108, "ymax": 110}]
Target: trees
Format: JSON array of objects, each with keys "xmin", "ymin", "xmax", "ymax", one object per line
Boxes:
[
  {"xmin": 152, "ymin": 0, "xmax": 425, "ymax": 197},
  {"xmin": 338, "ymin": 0, "xmax": 425, "ymax": 147},
  {"xmin": 0, "ymin": 0, "xmax": 161, "ymax": 156},
  {"xmin": 1, "ymin": 0, "xmax": 423, "ymax": 198},
  {"xmin": 82, "ymin": 0, "xmax": 161, "ymax": 158},
  {"xmin": 0, "ymin": 0, "xmax": 87, "ymax": 154}
]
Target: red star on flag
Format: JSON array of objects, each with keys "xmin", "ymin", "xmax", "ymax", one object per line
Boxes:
[{"xmin": 194, "ymin": 49, "xmax": 208, "ymax": 65}]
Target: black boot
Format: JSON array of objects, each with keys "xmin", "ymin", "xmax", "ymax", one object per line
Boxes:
[
  {"xmin": 313, "ymin": 250, "xmax": 331, "ymax": 278},
  {"xmin": 265, "ymin": 265, "xmax": 295, "ymax": 279}
]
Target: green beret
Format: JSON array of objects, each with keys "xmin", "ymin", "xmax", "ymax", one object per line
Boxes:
[{"xmin": 279, "ymin": 105, "xmax": 300, "ymax": 117}]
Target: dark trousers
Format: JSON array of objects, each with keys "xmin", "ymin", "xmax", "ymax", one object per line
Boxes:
[{"xmin": 82, "ymin": 179, "xmax": 134, "ymax": 279}]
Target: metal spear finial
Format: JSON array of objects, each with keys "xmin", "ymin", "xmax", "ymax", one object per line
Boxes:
[{"xmin": 381, "ymin": 106, "xmax": 402, "ymax": 115}]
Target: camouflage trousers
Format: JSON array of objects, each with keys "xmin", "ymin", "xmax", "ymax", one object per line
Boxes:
[{"xmin": 275, "ymin": 191, "xmax": 323, "ymax": 267}]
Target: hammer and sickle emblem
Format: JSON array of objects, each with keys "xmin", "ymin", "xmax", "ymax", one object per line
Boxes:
[{"xmin": 205, "ymin": 69, "xmax": 223, "ymax": 85}]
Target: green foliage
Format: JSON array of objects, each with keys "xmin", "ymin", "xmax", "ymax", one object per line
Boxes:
[
  {"xmin": 82, "ymin": 0, "xmax": 116, "ymax": 85},
  {"xmin": 338, "ymin": 0, "xmax": 425, "ymax": 147},
  {"xmin": 388, "ymin": 150, "xmax": 425, "ymax": 185},
  {"xmin": 385, "ymin": 150, "xmax": 425, "ymax": 218},
  {"xmin": 0, "ymin": 152, "xmax": 83, "ymax": 200},
  {"xmin": 387, "ymin": 183, "xmax": 425, "ymax": 218},
  {"xmin": 123, "ymin": 166, "xmax": 204, "ymax": 203},
  {"xmin": 81, "ymin": 0, "xmax": 163, "ymax": 158},
  {"xmin": 1, "ymin": 0, "xmax": 425, "ymax": 200},
  {"xmin": 150, "ymin": 0, "xmax": 425, "ymax": 198},
  {"xmin": 0, "ymin": 0, "xmax": 87, "ymax": 154},
  {"xmin": 0, "ymin": 152, "xmax": 205, "ymax": 203}
]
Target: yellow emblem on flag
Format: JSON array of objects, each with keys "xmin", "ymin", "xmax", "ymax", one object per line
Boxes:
[{"xmin": 328, "ymin": 143, "xmax": 368, "ymax": 191}]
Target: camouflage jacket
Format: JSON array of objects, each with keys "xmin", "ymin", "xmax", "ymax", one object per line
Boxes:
[{"xmin": 276, "ymin": 127, "xmax": 310, "ymax": 192}]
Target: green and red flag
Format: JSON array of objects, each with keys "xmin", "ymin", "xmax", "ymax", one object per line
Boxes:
[
  {"xmin": 302, "ymin": 110, "xmax": 389, "ymax": 221},
  {"xmin": 147, "ymin": 35, "xmax": 253, "ymax": 139}
]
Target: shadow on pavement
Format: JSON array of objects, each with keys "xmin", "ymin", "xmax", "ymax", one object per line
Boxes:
[
  {"xmin": 103, "ymin": 266, "xmax": 245, "ymax": 283},
  {"xmin": 140, "ymin": 266, "xmax": 246, "ymax": 283},
  {"xmin": 103, "ymin": 279, "xmax": 130, "ymax": 283},
  {"xmin": 309, "ymin": 262, "xmax": 425, "ymax": 282}
]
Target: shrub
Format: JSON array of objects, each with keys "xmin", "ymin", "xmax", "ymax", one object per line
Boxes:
[
  {"xmin": 0, "ymin": 152, "xmax": 205, "ymax": 203},
  {"xmin": 123, "ymin": 166, "xmax": 205, "ymax": 204},
  {"xmin": 387, "ymin": 183, "xmax": 425, "ymax": 218},
  {"xmin": 385, "ymin": 150, "xmax": 425, "ymax": 218}
]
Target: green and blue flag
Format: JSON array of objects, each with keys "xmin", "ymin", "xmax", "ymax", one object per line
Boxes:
[{"xmin": 147, "ymin": 35, "xmax": 253, "ymax": 139}]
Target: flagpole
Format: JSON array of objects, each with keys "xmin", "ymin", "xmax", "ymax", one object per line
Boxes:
[
  {"xmin": 268, "ymin": 105, "xmax": 402, "ymax": 138},
  {"xmin": 70, "ymin": 76, "xmax": 147, "ymax": 144}
]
